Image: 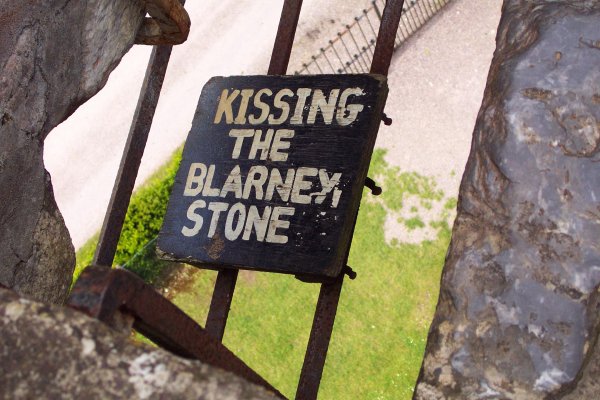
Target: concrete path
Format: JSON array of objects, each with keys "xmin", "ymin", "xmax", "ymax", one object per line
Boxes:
[
  {"xmin": 376, "ymin": 0, "xmax": 502, "ymax": 243},
  {"xmin": 44, "ymin": 0, "xmax": 501, "ymax": 249}
]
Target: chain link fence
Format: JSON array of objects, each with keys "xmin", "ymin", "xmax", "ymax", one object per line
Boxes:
[{"xmin": 294, "ymin": 0, "xmax": 452, "ymax": 75}]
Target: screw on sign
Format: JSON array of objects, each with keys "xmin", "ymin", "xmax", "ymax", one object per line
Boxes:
[{"xmin": 158, "ymin": 74, "xmax": 387, "ymax": 278}]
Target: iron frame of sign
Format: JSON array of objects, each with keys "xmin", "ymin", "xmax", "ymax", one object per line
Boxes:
[{"xmin": 79, "ymin": 1, "xmax": 406, "ymax": 399}]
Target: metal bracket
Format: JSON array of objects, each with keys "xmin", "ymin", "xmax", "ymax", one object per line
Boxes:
[
  {"xmin": 135, "ymin": 0, "xmax": 191, "ymax": 45},
  {"xmin": 365, "ymin": 177, "xmax": 383, "ymax": 195},
  {"xmin": 382, "ymin": 112, "xmax": 393, "ymax": 126}
]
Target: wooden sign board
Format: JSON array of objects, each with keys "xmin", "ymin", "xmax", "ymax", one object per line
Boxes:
[{"xmin": 157, "ymin": 74, "xmax": 388, "ymax": 278}]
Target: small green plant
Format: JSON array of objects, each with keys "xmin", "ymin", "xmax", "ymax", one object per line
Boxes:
[
  {"xmin": 74, "ymin": 148, "xmax": 182, "ymax": 284},
  {"xmin": 404, "ymin": 216, "xmax": 426, "ymax": 230}
]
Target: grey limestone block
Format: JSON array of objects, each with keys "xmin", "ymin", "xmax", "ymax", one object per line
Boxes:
[
  {"xmin": 0, "ymin": 287, "xmax": 278, "ymax": 399},
  {"xmin": 414, "ymin": 1, "xmax": 600, "ymax": 398},
  {"xmin": 0, "ymin": 0, "xmax": 146, "ymax": 304}
]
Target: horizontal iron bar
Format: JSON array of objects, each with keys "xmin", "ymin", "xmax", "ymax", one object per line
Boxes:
[{"xmin": 67, "ymin": 265, "xmax": 284, "ymax": 398}]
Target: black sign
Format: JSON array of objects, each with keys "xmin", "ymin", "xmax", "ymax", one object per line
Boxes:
[{"xmin": 157, "ymin": 74, "xmax": 388, "ymax": 278}]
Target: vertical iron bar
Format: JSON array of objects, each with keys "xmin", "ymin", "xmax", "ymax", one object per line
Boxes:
[
  {"xmin": 93, "ymin": 45, "xmax": 175, "ymax": 266},
  {"xmin": 297, "ymin": 1, "xmax": 406, "ymax": 396},
  {"xmin": 295, "ymin": 274, "xmax": 344, "ymax": 400},
  {"xmin": 371, "ymin": 0, "xmax": 406, "ymax": 76},
  {"xmin": 206, "ymin": 0, "xmax": 304, "ymax": 342},
  {"xmin": 205, "ymin": 269, "xmax": 239, "ymax": 341},
  {"xmin": 410, "ymin": 6, "xmax": 423, "ymax": 30},
  {"xmin": 268, "ymin": 0, "xmax": 304, "ymax": 75},
  {"xmin": 410, "ymin": 1, "xmax": 424, "ymax": 26}
]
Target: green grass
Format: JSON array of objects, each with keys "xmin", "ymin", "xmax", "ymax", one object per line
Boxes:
[
  {"xmin": 403, "ymin": 216, "xmax": 426, "ymax": 230},
  {"xmin": 74, "ymin": 148, "xmax": 452, "ymax": 399},
  {"xmin": 73, "ymin": 148, "xmax": 182, "ymax": 284},
  {"xmin": 165, "ymin": 149, "xmax": 451, "ymax": 399}
]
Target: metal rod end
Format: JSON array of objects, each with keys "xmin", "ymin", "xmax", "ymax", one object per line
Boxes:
[
  {"xmin": 343, "ymin": 266, "xmax": 357, "ymax": 280},
  {"xmin": 365, "ymin": 177, "xmax": 383, "ymax": 196}
]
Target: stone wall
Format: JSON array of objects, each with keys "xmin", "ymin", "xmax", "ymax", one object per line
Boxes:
[
  {"xmin": 414, "ymin": 1, "xmax": 600, "ymax": 398},
  {"xmin": 0, "ymin": 0, "xmax": 148, "ymax": 304},
  {"xmin": 0, "ymin": 287, "xmax": 277, "ymax": 399}
]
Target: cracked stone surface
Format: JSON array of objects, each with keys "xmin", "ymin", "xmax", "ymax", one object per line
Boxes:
[
  {"xmin": 0, "ymin": 287, "xmax": 277, "ymax": 399},
  {"xmin": 414, "ymin": 1, "xmax": 600, "ymax": 399},
  {"xmin": 0, "ymin": 0, "xmax": 146, "ymax": 303}
]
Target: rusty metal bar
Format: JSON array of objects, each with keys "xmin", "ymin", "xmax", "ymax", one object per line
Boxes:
[
  {"xmin": 268, "ymin": 0, "xmax": 304, "ymax": 75},
  {"xmin": 205, "ymin": 269, "xmax": 238, "ymax": 341},
  {"xmin": 296, "ymin": 1, "xmax": 405, "ymax": 398},
  {"xmin": 93, "ymin": 44, "xmax": 175, "ymax": 267},
  {"xmin": 67, "ymin": 266, "xmax": 284, "ymax": 398},
  {"xmin": 295, "ymin": 274, "xmax": 344, "ymax": 400},
  {"xmin": 370, "ymin": 0, "xmax": 406, "ymax": 75},
  {"xmin": 205, "ymin": 0, "xmax": 304, "ymax": 343}
]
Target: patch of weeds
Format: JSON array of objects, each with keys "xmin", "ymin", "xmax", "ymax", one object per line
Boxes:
[{"xmin": 404, "ymin": 216, "xmax": 426, "ymax": 230}]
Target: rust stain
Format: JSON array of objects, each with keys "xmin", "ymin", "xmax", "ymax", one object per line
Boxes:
[
  {"xmin": 522, "ymin": 87, "xmax": 553, "ymax": 102},
  {"xmin": 205, "ymin": 233, "xmax": 225, "ymax": 260},
  {"xmin": 579, "ymin": 37, "xmax": 600, "ymax": 50}
]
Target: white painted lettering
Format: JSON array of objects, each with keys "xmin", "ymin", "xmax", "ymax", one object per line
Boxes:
[
  {"xmin": 266, "ymin": 206, "xmax": 295, "ymax": 244},
  {"xmin": 242, "ymin": 205, "xmax": 272, "ymax": 241},
  {"xmin": 181, "ymin": 200, "xmax": 206, "ymax": 237},
  {"xmin": 202, "ymin": 164, "xmax": 220, "ymax": 197},
  {"xmin": 214, "ymin": 89, "xmax": 239, "ymax": 124},
  {"xmin": 184, "ymin": 163, "xmax": 207, "ymax": 196},
  {"xmin": 248, "ymin": 88, "xmax": 272, "ymax": 125},
  {"xmin": 307, "ymin": 89, "xmax": 340, "ymax": 124},
  {"xmin": 336, "ymin": 87, "xmax": 365, "ymax": 126},
  {"xmin": 220, "ymin": 165, "xmax": 242, "ymax": 198},
  {"xmin": 268, "ymin": 89, "xmax": 293, "ymax": 124},
  {"xmin": 291, "ymin": 167, "xmax": 318, "ymax": 204},
  {"xmin": 234, "ymin": 89, "xmax": 254, "ymax": 124},
  {"xmin": 249, "ymin": 129, "xmax": 274, "ymax": 160},
  {"xmin": 207, "ymin": 202, "xmax": 229, "ymax": 238},
  {"xmin": 265, "ymin": 168, "xmax": 295, "ymax": 202},
  {"xmin": 291, "ymin": 88, "xmax": 311, "ymax": 125},
  {"xmin": 225, "ymin": 202, "xmax": 246, "ymax": 240},
  {"xmin": 243, "ymin": 165, "xmax": 269, "ymax": 200},
  {"xmin": 229, "ymin": 129, "xmax": 254, "ymax": 159},
  {"xmin": 314, "ymin": 169, "xmax": 342, "ymax": 205},
  {"xmin": 269, "ymin": 129, "xmax": 294, "ymax": 162}
]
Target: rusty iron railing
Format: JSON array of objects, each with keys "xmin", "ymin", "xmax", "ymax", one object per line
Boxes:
[
  {"xmin": 71, "ymin": 1, "xmax": 410, "ymax": 399},
  {"xmin": 295, "ymin": 0, "xmax": 451, "ymax": 75}
]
